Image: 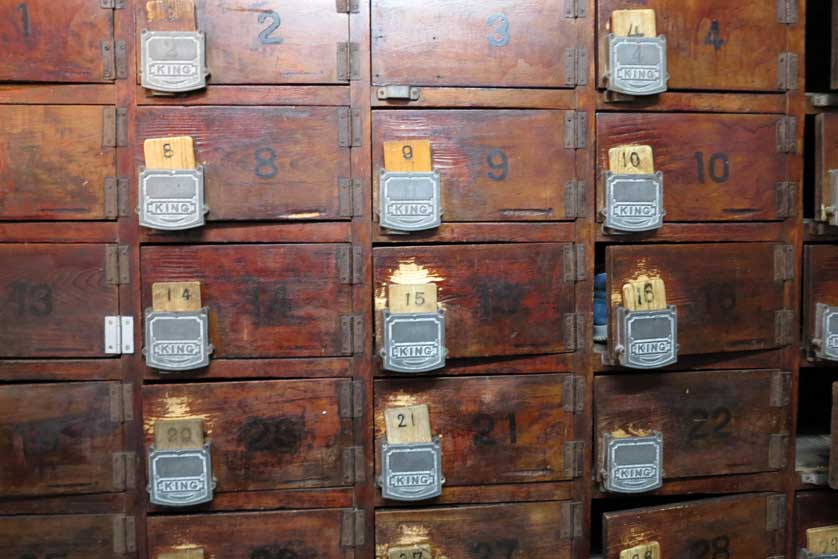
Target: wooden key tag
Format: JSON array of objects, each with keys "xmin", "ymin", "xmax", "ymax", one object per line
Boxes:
[
  {"xmin": 388, "ymin": 283, "xmax": 438, "ymax": 314},
  {"xmin": 622, "ymin": 275, "xmax": 667, "ymax": 312},
  {"xmin": 145, "ymin": 0, "xmax": 198, "ymax": 30},
  {"xmin": 385, "ymin": 404, "xmax": 432, "ymax": 445},
  {"xmin": 807, "ymin": 526, "xmax": 838, "ymax": 554},
  {"xmin": 154, "ymin": 418, "xmax": 204, "ymax": 450},
  {"xmin": 144, "ymin": 136, "xmax": 197, "ymax": 170},
  {"xmin": 384, "ymin": 140, "xmax": 433, "ymax": 173},
  {"xmin": 388, "ymin": 544, "xmax": 433, "ymax": 559},
  {"xmin": 611, "ymin": 9, "xmax": 657, "ymax": 38},
  {"xmin": 159, "ymin": 549, "xmax": 205, "ymax": 559},
  {"xmin": 620, "ymin": 541, "xmax": 661, "ymax": 559},
  {"xmin": 609, "ymin": 145, "xmax": 655, "ymax": 175},
  {"xmin": 152, "ymin": 282, "xmax": 202, "ymax": 312}
]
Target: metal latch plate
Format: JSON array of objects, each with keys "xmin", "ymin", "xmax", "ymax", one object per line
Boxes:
[
  {"xmin": 141, "ymin": 30, "xmax": 208, "ymax": 93},
  {"xmin": 616, "ymin": 305, "xmax": 678, "ymax": 369},
  {"xmin": 607, "ymin": 34, "xmax": 668, "ymax": 96},
  {"xmin": 603, "ymin": 171, "xmax": 665, "ymax": 232},
  {"xmin": 147, "ymin": 442, "xmax": 215, "ymax": 506},
  {"xmin": 602, "ymin": 432, "xmax": 663, "ymax": 493},
  {"xmin": 380, "ymin": 170, "xmax": 442, "ymax": 232},
  {"xmin": 144, "ymin": 308, "xmax": 213, "ymax": 372},
  {"xmin": 381, "ymin": 310, "xmax": 447, "ymax": 373},
  {"xmin": 139, "ymin": 166, "xmax": 207, "ymax": 230},
  {"xmin": 815, "ymin": 303, "xmax": 838, "ymax": 361},
  {"xmin": 379, "ymin": 438, "xmax": 444, "ymax": 501}
]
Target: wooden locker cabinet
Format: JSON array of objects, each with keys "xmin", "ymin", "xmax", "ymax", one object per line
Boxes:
[
  {"xmin": 603, "ymin": 493, "xmax": 787, "ymax": 559},
  {"xmin": 136, "ymin": 0, "xmax": 352, "ymax": 85},
  {"xmin": 804, "ymin": 245, "xmax": 838, "ymax": 361},
  {"xmin": 373, "ymin": 243, "xmax": 578, "ymax": 367},
  {"xmin": 833, "ymin": 382, "xmax": 838, "ymax": 489},
  {"xmin": 596, "ymin": 113, "xmax": 791, "ymax": 223},
  {"xmin": 0, "ymin": 244, "xmax": 120, "ymax": 358},
  {"xmin": 815, "ymin": 113, "xmax": 838, "ymax": 225},
  {"xmin": 140, "ymin": 244, "xmax": 355, "ymax": 360},
  {"xmin": 794, "ymin": 491, "xmax": 838, "ymax": 555},
  {"xmin": 373, "ymin": 110, "xmax": 577, "ymax": 231},
  {"xmin": 135, "ymin": 106, "xmax": 352, "ymax": 222},
  {"xmin": 147, "ymin": 509, "xmax": 354, "ymax": 559},
  {"xmin": 605, "ymin": 243, "xmax": 792, "ymax": 364},
  {"xmin": 376, "ymin": 501, "xmax": 575, "ymax": 559},
  {"xmin": 372, "ymin": 0, "xmax": 579, "ymax": 88},
  {"xmin": 595, "ymin": 370, "xmax": 791, "ymax": 486},
  {"xmin": 143, "ymin": 380, "xmax": 356, "ymax": 494},
  {"xmin": 597, "ymin": 1, "xmax": 794, "ymax": 92},
  {"xmin": 374, "ymin": 375, "xmax": 580, "ymax": 488},
  {"xmin": 0, "ymin": 513, "xmax": 135, "ymax": 558}
]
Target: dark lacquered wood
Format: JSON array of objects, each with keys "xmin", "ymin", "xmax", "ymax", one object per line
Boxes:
[
  {"xmin": 603, "ymin": 494, "xmax": 785, "ymax": 559},
  {"xmin": 794, "ymin": 491, "xmax": 838, "ymax": 553},
  {"xmin": 0, "ymin": 105, "xmax": 116, "ymax": 220},
  {"xmin": 143, "ymin": 380, "xmax": 353, "ymax": 492},
  {"xmin": 0, "ymin": 244, "xmax": 118, "ymax": 358},
  {"xmin": 804, "ymin": 246, "xmax": 838, "ymax": 359},
  {"xmin": 606, "ymin": 243, "xmax": 788, "ymax": 359},
  {"xmin": 373, "ymin": 243, "xmax": 575, "ymax": 361},
  {"xmin": 147, "ymin": 509, "xmax": 352, "ymax": 559},
  {"xmin": 815, "ymin": 113, "xmax": 838, "ymax": 223},
  {"xmin": 595, "ymin": 370, "xmax": 790, "ymax": 483},
  {"xmin": 597, "ymin": 1, "xmax": 788, "ymax": 92},
  {"xmin": 374, "ymin": 375, "xmax": 575, "ymax": 486},
  {"xmin": 373, "ymin": 110, "xmax": 575, "ymax": 225},
  {"xmin": 0, "ymin": 513, "xmax": 127, "ymax": 558},
  {"xmin": 832, "ymin": 383, "xmax": 837, "ymax": 489},
  {"xmin": 136, "ymin": 106, "xmax": 350, "ymax": 221},
  {"xmin": 141, "ymin": 244, "xmax": 353, "ymax": 358},
  {"xmin": 597, "ymin": 113, "xmax": 788, "ymax": 222},
  {"xmin": 0, "ymin": 382, "xmax": 124, "ymax": 497},
  {"xmin": 376, "ymin": 501, "xmax": 571, "ymax": 559},
  {"xmin": 0, "ymin": 0, "xmax": 114, "ymax": 83},
  {"xmin": 372, "ymin": 0, "xmax": 576, "ymax": 87}
]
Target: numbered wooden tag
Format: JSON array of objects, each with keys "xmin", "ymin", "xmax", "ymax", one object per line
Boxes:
[
  {"xmin": 384, "ymin": 140, "xmax": 433, "ymax": 173},
  {"xmin": 622, "ymin": 275, "xmax": 667, "ymax": 312},
  {"xmin": 152, "ymin": 281, "xmax": 202, "ymax": 312},
  {"xmin": 388, "ymin": 544, "xmax": 433, "ymax": 559},
  {"xmin": 609, "ymin": 145, "xmax": 655, "ymax": 175},
  {"xmin": 159, "ymin": 550, "xmax": 205, "ymax": 559},
  {"xmin": 620, "ymin": 542, "xmax": 661, "ymax": 559},
  {"xmin": 807, "ymin": 526, "xmax": 838, "ymax": 554},
  {"xmin": 154, "ymin": 418, "xmax": 204, "ymax": 450},
  {"xmin": 385, "ymin": 404, "xmax": 433, "ymax": 445},
  {"xmin": 145, "ymin": 0, "xmax": 198, "ymax": 30},
  {"xmin": 144, "ymin": 136, "xmax": 197, "ymax": 170},
  {"xmin": 388, "ymin": 283, "xmax": 438, "ymax": 314},
  {"xmin": 611, "ymin": 9, "xmax": 657, "ymax": 38}
]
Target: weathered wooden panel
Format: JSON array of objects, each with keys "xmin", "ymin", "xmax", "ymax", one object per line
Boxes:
[
  {"xmin": 804, "ymin": 246, "xmax": 838, "ymax": 360},
  {"xmin": 815, "ymin": 113, "xmax": 838, "ymax": 223},
  {"xmin": 0, "ymin": 514, "xmax": 128, "ymax": 558},
  {"xmin": 794, "ymin": 491, "xmax": 838, "ymax": 554}
]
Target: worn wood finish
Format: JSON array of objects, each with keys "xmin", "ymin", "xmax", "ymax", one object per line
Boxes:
[
  {"xmin": 147, "ymin": 509, "xmax": 352, "ymax": 559},
  {"xmin": 137, "ymin": 1, "xmax": 349, "ymax": 84},
  {"xmin": 136, "ymin": 107, "xmax": 350, "ymax": 221},
  {"xmin": 0, "ymin": 382, "xmax": 124, "ymax": 497},
  {"xmin": 804, "ymin": 246, "xmax": 838, "ymax": 359},
  {"xmin": 833, "ymin": 0, "xmax": 838, "ymax": 90},
  {"xmin": 595, "ymin": 370, "xmax": 790, "ymax": 483},
  {"xmin": 603, "ymin": 494, "xmax": 785, "ymax": 559},
  {"xmin": 373, "ymin": 110, "xmax": 574, "ymax": 224},
  {"xmin": 141, "ymin": 244, "xmax": 353, "ymax": 358},
  {"xmin": 832, "ymin": 382, "xmax": 838, "ymax": 489},
  {"xmin": 143, "ymin": 380, "xmax": 353, "ymax": 492},
  {"xmin": 374, "ymin": 375, "xmax": 575, "ymax": 486},
  {"xmin": 374, "ymin": 243, "xmax": 575, "ymax": 361},
  {"xmin": 597, "ymin": 113, "xmax": 788, "ymax": 222},
  {"xmin": 607, "ymin": 243, "xmax": 788, "ymax": 359},
  {"xmin": 794, "ymin": 491, "xmax": 838, "ymax": 553},
  {"xmin": 375, "ymin": 501, "xmax": 571, "ymax": 559},
  {"xmin": 372, "ymin": 0, "xmax": 575, "ymax": 88},
  {"xmin": 0, "ymin": 0, "xmax": 114, "ymax": 83},
  {"xmin": 815, "ymin": 113, "xmax": 838, "ymax": 222},
  {"xmin": 0, "ymin": 105, "xmax": 116, "ymax": 220},
  {"xmin": 0, "ymin": 244, "xmax": 118, "ymax": 358},
  {"xmin": 0, "ymin": 513, "xmax": 128, "ymax": 559},
  {"xmin": 597, "ymin": 1, "xmax": 788, "ymax": 92}
]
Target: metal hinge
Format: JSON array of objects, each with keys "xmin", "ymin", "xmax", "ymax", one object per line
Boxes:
[
  {"xmin": 339, "ymin": 178, "xmax": 364, "ymax": 217},
  {"xmin": 109, "ymin": 383, "xmax": 134, "ymax": 422},
  {"xmin": 770, "ymin": 371, "xmax": 792, "ymax": 407},
  {"xmin": 336, "ymin": 0, "xmax": 360, "ymax": 13},
  {"xmin": 112, "ymin": 515, "xmax": 136, "ymax": 554},
  {"xmin": 766, "ymin": 494, "xmax": 787, "ymax": 531},
  {"xmin": 337, "ymin": 245, "xmax": 362, "ymax": 284},
  {"xmin": 776, "ymin": 116, "xmax": 797, "ymax": 153},
  {"xmin": 562, "ymin": 245, "xmax": 586, "ymax": 282},
  {"xmin": 339, "ymin": 379, "xmax": 365, "ymax": 419},
  {"xmin": 342, "ymin": 446, "xmax": 366, "ymax": 483},
  {"xmin": 768, "ymin": 433, "xmax": 789, "ymax": 469},
  {"xmin": 104, "ymin": 316, "xmax": 134, "ymax": 355},
  {"xmin": 778, "ymin": 52, "xmax": 799, "ymax": 90},
  {"xmin": 564, "ymin": 180, "xmax": 586, "ymax": 219},
  {"xmin": 563, "ymin": 441, "xmax": 584, "ymax": 478},
  {"xmin": 101, "ymin": 40, "xmax": 127, "ymax": 80},
  {"xmin": 562, "ymin": 375, "xmax": 585, "ymax": 413},
  {"xmin": 102, "ymin": 107, "xmax": 128, "ymax": 148},
  {"xmin": 105, "ymin": 245, "xmax": 130, "ymax": 285},
  {"xmin": 340, "ymin": 509, "xmax": 366, "ymax": 547},
  {"xmin": 776, "ymin": 0, "xmax": 798, "ymax": 23},
  {"xmin": 564, "ymin": 111, "xmax": 587, "ymax": 149},
  {"xmin": 563, "ymin": 0, "xmax": 587, "ymax": 18},
  {"xmin": 104, "ymin": 177, "xmax": 130, "ymax": 219},
  {"xmin": 774, "ymin": 244, "xmax": 794, "ymax": 282},
  {"xmin": 563, "ymin": 314, "xmax": 585, "ymax": 353},
  {"xmin": 338, "ymin": 107, "xmax": 362, "ymax": 148},
  {"xmin": 101, "ymin": 0, "xmax": 126, "ymax": 8},
  {"xmin": 775, "ymin": 181, "xmax": 797, "ymax": 218},
  {"xmin": 112, "ymin": 451, "xmax": 137, "ymax": 491},
  {"xmin": 564, "ymin": 48, "xmax": 588, "ymax": 86},
  {"xmin": 340, "ymin": 315, "xmax": 364, "ymax": 355},
  {"xmin": 774, "ymin": 309, "xmax": 794, "ymax": 346},
  {"xmin": 560, "ymin": 502, "xmax": 583, "ymax": 539},
  {"xmin": 337, "ymin": 42, "xmax": 361, "ymax": 81},
  {"xmin": 376, "ymin": 85, "xmax": 421, "ymax": 101}
]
